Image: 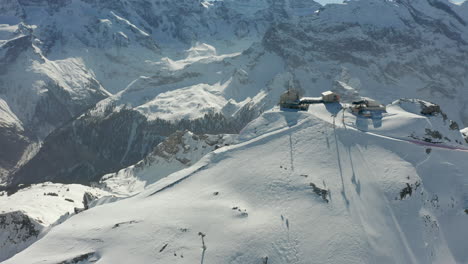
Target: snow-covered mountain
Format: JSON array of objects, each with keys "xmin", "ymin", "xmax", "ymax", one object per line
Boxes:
[
  {"xmin": 261, "ymin": 0, "xmax": 468, "ymax": 120},
  {"xmin": 0, "ymin": 0, "xmax": 322, "ymax": 184},
  {"xmin": 0, "ymin": 28, "xmax": 109, "ymax": 182},
  {"xmin": 2, "ymin": 0, "xmax": 468, "ymax": 262},
  {"xmin": 4, "ymin": 103, "xmax": 468, "ymax": 263},
  {"xmin": 3, "ymin": 0, "xmax": 467, "ymax": 187}
]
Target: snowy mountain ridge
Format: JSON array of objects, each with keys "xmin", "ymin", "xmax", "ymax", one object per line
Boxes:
[{"xmin": 4, "ymin": 102, "xmax": 468, "ymax": 263}]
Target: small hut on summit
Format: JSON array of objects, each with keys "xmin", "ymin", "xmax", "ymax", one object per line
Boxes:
[
  {"xmin": 280, "ymin": 89, "xmax": 300, "ymax": 104},
  {"xmin": 321, "ymin": 91, "xmax": 340, "ymax": 103},
  {"xmin": 279, "ymin": 88, "xmax": 307, "ymax": 110}
]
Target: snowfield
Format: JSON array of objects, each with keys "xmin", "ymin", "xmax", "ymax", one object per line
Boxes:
[
  {"xmin": 0, "ymin": 183, "xmax": 111, "ymax": 226},
  {"xmin": 0, "ymin": 183, "xmax": 113, "ymax": 262},
  {"xmin": 4, "ymin": 104, "xmax": 468, "ymax": 264}
]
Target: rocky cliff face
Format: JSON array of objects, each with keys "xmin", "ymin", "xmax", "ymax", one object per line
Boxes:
[{"xmin": 0, "ymin": 210, "xmax": 42, "ymax": 262}]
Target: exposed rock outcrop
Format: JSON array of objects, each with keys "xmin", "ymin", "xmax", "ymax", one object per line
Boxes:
[{"xmin": 0, "ymin": 211, "xmax": 43, "ymax": 262}]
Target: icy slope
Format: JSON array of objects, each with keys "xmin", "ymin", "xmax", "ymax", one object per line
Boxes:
[{"xmin": 6, "ymin": 107, "xmax": 468, "ymax": 263}]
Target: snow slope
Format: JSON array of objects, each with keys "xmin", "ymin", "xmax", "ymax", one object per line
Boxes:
[
  {"xmin": 0, "ymin": 183, "xmax": 111, "ymax": 226},
  {"xmin": 0, "ymin": 183, "xmax": 112, "ymax": 262},
  {"xmin": 462, "ymin": 127, "xmax": 468, "ymax": 143},
  {"xmin": 6, "ymin": 105, "xmax": 468, "ymax": 263},
  {"xmin": 100, "ymin": 131, "xmax": 237, "ymax": 196}
]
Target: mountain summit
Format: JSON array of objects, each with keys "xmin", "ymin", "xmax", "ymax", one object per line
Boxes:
[{"xmin": 5, "ymin": 104, "xmax": 468, "ymax": 263}]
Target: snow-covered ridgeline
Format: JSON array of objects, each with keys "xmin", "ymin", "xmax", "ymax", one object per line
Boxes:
[{"xmin": 4, "ymin": 102, "xmax": 468, "ymax": 263}]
